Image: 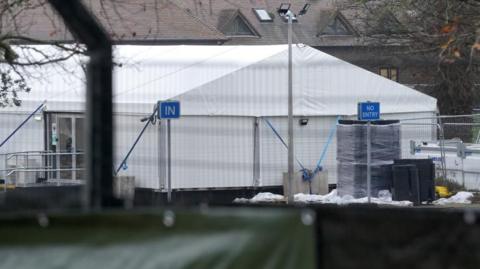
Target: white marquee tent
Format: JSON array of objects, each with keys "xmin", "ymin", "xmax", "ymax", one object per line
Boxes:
[{"xmin": 0, "ymin": 45, "xmax": 437, "ymax": 189}]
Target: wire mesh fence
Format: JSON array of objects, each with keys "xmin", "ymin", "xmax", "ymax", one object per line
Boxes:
[
  {"xmin": 1, "ymin": 43, "xmax": 479, "ymax": 210},
  {"xmin": 1, "ymin": 104, "xmax": 480, "ymax": 209},
  {"xmin": 401, "ymin": 114, "xmax": 480, "ymax": 190}
]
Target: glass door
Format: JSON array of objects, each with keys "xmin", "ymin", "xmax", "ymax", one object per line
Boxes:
[
  {"xmin": 75, "ymin": 117, "xmax": 85, "ymax": 180},
  {"xmin": 58, "ymin": 116, "xmax": 73, "ymax": 180},
  {"xmin": 47, "ymin": 114, "xmax": 85, "ymax": 182}
]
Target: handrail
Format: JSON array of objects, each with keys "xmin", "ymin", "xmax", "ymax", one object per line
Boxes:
[
  {"xmin": 0, "ymin": 150, "xmax": 51, "ymax": 156},
  {"xmin": 4, "ymin": 151, "xmax": 81, "ymax": 159},
  {"xmin": 6, "ymin": 168, "xmax": 85, "ymax": 177},
  {"xmin": 1, "ymin": 150, "xmax": 86, "ymax": 189}
]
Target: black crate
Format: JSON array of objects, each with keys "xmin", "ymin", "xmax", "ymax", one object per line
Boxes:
[
  {"xmin": 394, "ymin": 159, "xmax": 435, "ymax": 202},
  {"xmin": 337, "ymin": 162, "xmax": 393, "ymax": 198},
  {"xmin": 392, "ymin": 164, "xmax": 420, "ymax": 205}
]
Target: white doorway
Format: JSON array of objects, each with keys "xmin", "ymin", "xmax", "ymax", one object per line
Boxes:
[{"xmin": 46, "ymin": 113, "xmax": 85, "ymax": 182}]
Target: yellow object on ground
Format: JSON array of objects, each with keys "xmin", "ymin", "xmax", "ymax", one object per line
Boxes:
[
  {"xmin": 0, "ymin": 184, "xmax": 16, "ymax": 190},
  {"xmin": 435, "ymin": 186, "xmax": 452, "ymax": 198}
]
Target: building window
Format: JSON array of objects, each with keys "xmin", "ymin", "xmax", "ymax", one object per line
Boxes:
[
  {"xmin": 224, "ymin": 15, "xmax": 257, "ymax": 36},
  {"xmin": 253, "ymin": 8, "xmax": 273, "ymax": 22},
  {"xmin": 370, "ymin": 12, "xmax": 405, "ymax": 35},
  {"xmin": 379, "ymin": 67, "xmax": 398, "ymax": 81},
  {"xmin": 321, "ymin": 16, "xmax": 352, "ymax": 35}
]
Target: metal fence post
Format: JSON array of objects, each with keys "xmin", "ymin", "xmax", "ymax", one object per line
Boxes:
[{"xmin": 48, "ymin": 0, "xmax": 117, "ymax": 209}]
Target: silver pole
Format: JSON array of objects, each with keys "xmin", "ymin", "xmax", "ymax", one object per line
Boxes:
[
  {"xmin": 287, "ymin": 11, "xmax": 294, "ymax": 204},
  {"xmin": 366, "ymin": 121, "xmax": 371, "ymax": 203},
  {"xmin": 167, "ymin": 119, "xmax": 172, "ymax": 203},
  {"xmin": 158, "ymin": 120, "xmax": 162, "ymax": 190},
  {"xmin": 3, "ymin": 156, "xmax": 6, "ymax": 192}
]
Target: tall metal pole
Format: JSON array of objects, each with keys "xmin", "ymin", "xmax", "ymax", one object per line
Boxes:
[
  {"xmin": 287, "ymin": 11, "xmax": 294, "ymax": 204},
  {"xmin": 366, "ymin": 121, "xmax": 371, "ymax": 203},
  {"xmin": 158, "ymin": 120, "xmax": 162, "ymax": 190},
  {"xmin": 167, "ymin": 119, "xmax": 172, "ymax": 203}
]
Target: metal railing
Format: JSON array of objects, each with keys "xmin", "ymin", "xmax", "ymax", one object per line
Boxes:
[
  {"xmin": 0, "ymin": 150, "xmax": 85, "ymax": 190},
  {"xmin": 401, "ymin": 113, "xmax": 480, "ymax": 189}
]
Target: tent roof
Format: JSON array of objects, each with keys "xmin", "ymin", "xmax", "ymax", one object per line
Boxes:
[{"xmin": 11, "ymin": 44, "xmax": 436, "ymax": 116}]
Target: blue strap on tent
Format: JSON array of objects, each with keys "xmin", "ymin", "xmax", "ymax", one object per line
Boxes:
[
  {"xmin": 261, "ymin": 118, "xmax": 306, "ymax": 172},
  {"xmin": 0, "ymin": 100, "xmax": 46, "ymax": 149},
  {"xmin": 115, "ymin": 108, "xmax": 157, "ymax": 175},
  {"xmin": 262, "ymin": 116, "xmax": 340, "ymax": 186},
  {"xmin": 311, "ymin": 116, "xmax": 341, "ymax": 175}
]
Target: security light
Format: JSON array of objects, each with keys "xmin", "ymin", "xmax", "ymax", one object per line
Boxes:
[
  {"xmin": 281, "ymin": 10, "xmax": 297, "ymax": 22},
  {"xmin": 278, "ymin": 3, "xmax": 291, "ymax": 16},
  {"xmin": 299, "ymin": 3, "xmax": 310, "ymax": 16},
  {"xmin": 299, "ymin": 118, "xmax": 309, "ymax": 126}
]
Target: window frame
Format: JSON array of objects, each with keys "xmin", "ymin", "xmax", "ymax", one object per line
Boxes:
[
  {"xmin": 252, "ymin": 8, "xmax": 273, "ymax": 22},
  {"xmin": 223, "ymin": 13, "xmax": 259, "ymax": 37},
  {"xmin": 322, "ymin": 16, "xmax": 351, "ymax": 36},
  {"xmin": 379, "ymin": 67, "xmax": 399, "ymax": 82}
]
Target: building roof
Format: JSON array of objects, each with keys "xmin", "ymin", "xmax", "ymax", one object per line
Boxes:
[
  {"xmin": 2, "ymin": 0, "xmax": 381, "ymax": 46},
  {"xmin": 172, "ymin": 0, "xmax": 364, "ymax": 46},
  {"xmin": 12, "ymin": 44, "xmax": 436, "ymax": 116},
  {"xmin": 3, "ymin": 0, "xmax": 228, "ymax": 44}
]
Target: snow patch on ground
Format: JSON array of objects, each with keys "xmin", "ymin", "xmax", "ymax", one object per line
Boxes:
[
  {"xmin": 433, "ymin": 191, "xmax": 473, "ymax": 205},
  {"xmin": 250, "ymin": 192, "xmax": 285, "ymax": 203},
  {"xmin": 234, "ymin": 190, "xmax": 413, "ymax": 206},
  {"xmin": 233, "ymin": 192, "xmax": 284, "ymax": 204},
  {"xmin": 295, "ymin": 190, "xmax": 412, "ymax": 206},
  {"xmin": 234, "ymin": 190, "xmax": 476, "ymax": 207}
]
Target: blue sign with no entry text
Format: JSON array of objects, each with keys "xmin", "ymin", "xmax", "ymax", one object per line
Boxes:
[
  {"xmin": 358, "ymin": 102, "xmax": 380, "ymax": 121},
  {"xmin": 158, "ymin": 100, "xmax": 181, "ymax": 119}
]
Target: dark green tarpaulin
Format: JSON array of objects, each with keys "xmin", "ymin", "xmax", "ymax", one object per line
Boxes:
[{"xmin": 0, "ymin": 208, "xmax": 316, "ymax": 269}]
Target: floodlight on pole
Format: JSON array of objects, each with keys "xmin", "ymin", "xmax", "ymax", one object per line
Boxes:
[
  {"xmin": 299, "ymin": 3, "xmax": 310, "ymax": 16},
  {"xmin": 278, "ymin": 3, "xmax": 291, "ymax": 15}
]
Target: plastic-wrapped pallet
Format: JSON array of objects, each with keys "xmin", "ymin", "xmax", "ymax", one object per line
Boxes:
[
  {"xmin": 337, "ymin": 120, "xmax": 400, "ymax": 163},
  {"xmin": 337, "ymin": 163, "xmax": 393, "ymax": 198},
  {"xmin": 337, "ymin": 120, "xmax": 400, "ymax": 198}
]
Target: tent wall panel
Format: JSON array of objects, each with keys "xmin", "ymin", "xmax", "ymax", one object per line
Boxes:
[
  {"xmin": 259, "ymin": 116, "xmax": 338, "ymax": 186},
  {"xmin": 170, "ymin": 116, "xmax": 255, "ymax": 189},
  {"xmin": 114, "ymin": 114, "xmax": 160, "ymax": 189},
  {"xmin": 0, "ymin": 45, "xmax": 437, "ymax": 190},
  {"xmin": 0, "ymin": 113, "xmax": 44, "ymax": 171}
]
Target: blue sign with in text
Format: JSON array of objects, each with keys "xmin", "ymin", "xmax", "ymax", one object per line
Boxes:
[
  {"xmin": 158, "ymin": 100, "xmax": 180, "ymax": 119},
  {"xmin": 358, "ymin": 102, "xmax": 380, "ymax": 121}
]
